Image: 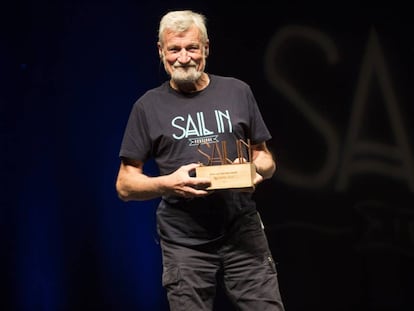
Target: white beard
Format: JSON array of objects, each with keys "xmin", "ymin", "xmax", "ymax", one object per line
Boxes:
[{"xmin": 171, "ymin": 66, "xmax": 202, "ymax": 85}]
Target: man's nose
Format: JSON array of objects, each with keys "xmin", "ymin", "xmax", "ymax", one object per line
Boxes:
[{"xmin": 177, "ymin": 49, "xmax": 190, "ymax": 63}]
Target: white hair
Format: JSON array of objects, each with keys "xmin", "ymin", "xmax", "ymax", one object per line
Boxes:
[{"xmin": 158, "ymin": 10, "xmax": 209, "ymax": 45}]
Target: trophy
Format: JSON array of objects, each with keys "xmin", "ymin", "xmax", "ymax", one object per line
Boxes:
[{"xmin": 195, "ymin": 139, "xmax": 256, "ymax": 190}]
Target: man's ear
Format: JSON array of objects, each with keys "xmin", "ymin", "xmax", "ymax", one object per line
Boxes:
[
  {"xmin": 204, "ymin": 41, "xmax": 210, "ymax": 57},
  {"xmin": 157, "ymin": 42, "xmax": 163, "ymax": 59}
]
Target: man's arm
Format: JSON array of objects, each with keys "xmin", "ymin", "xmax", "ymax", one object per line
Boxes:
[{"xmin": 115, "ymin": 157, "xmax": 211, "ymax": 201}]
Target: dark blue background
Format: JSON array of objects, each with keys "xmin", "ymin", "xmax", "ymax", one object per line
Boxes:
[{"xmin": 2, "ymin": 1, "xmax": 414, "ymax": 310}]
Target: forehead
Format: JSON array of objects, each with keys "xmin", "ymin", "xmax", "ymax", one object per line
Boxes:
[{"xmin": 162, "ymin": 25, "xmax": 202, "ymax": 46}]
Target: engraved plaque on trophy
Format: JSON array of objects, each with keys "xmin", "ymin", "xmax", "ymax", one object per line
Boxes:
[{"xmin": 195, "ymin": 139, "xmax": 256, "ymax": 190}]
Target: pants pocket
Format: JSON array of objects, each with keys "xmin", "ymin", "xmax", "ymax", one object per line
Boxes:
[{"xmin": 162, "ymin": 266, "xmax": 180, "ymax": 287}]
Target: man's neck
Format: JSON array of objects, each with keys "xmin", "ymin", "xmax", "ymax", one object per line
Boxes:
[{"xmin": 170, "ymin": 73, "xmax": 210, "ymax": 94}]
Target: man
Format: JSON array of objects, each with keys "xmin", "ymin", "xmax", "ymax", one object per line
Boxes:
[{"xmin": 116, "ymin": 9, "xmax": 285, "ymax": 311}]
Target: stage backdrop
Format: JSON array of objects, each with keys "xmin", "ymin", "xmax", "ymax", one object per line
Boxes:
[{"xmin": 2, "ymin": 1, "xmax": 413, "ymax": 310}]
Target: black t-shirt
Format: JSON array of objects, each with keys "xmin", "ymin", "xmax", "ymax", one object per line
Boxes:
[{"xmin": 119, "ymin": 74, "xmax": 272, "ymax": 246}]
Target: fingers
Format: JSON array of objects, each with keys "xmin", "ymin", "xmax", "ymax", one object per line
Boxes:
[
  {"xmin": 253, "ymin": 172, "xmax": 263, "ymax": 186},
  {"xmin": 180, "ymin": 163, "xmax": 211, "ymax": 185},
  {"xmin": 171, "ymin": 163, "xmax": 212, "ymax": 197},
  {"xmin": 181, "ymin": 162, "xmax": 202, "ymax": 172},
  {"xmin": 232, "ymin": 157, "xmax": 247, "ymax": 164},
  {"xmin": 184, "ymin": 186, "xmax": 211, "ymax": 197}
]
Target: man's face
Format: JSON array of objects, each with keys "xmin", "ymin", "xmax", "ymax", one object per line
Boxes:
[{"xmin": 158, "ymin": 25, "xmax": 208, "ymax": 85}]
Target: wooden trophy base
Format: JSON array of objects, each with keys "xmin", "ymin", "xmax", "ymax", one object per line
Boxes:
[{"xmin": 196, "ymin": 163, "xmax": 256, "ymax": 190}]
